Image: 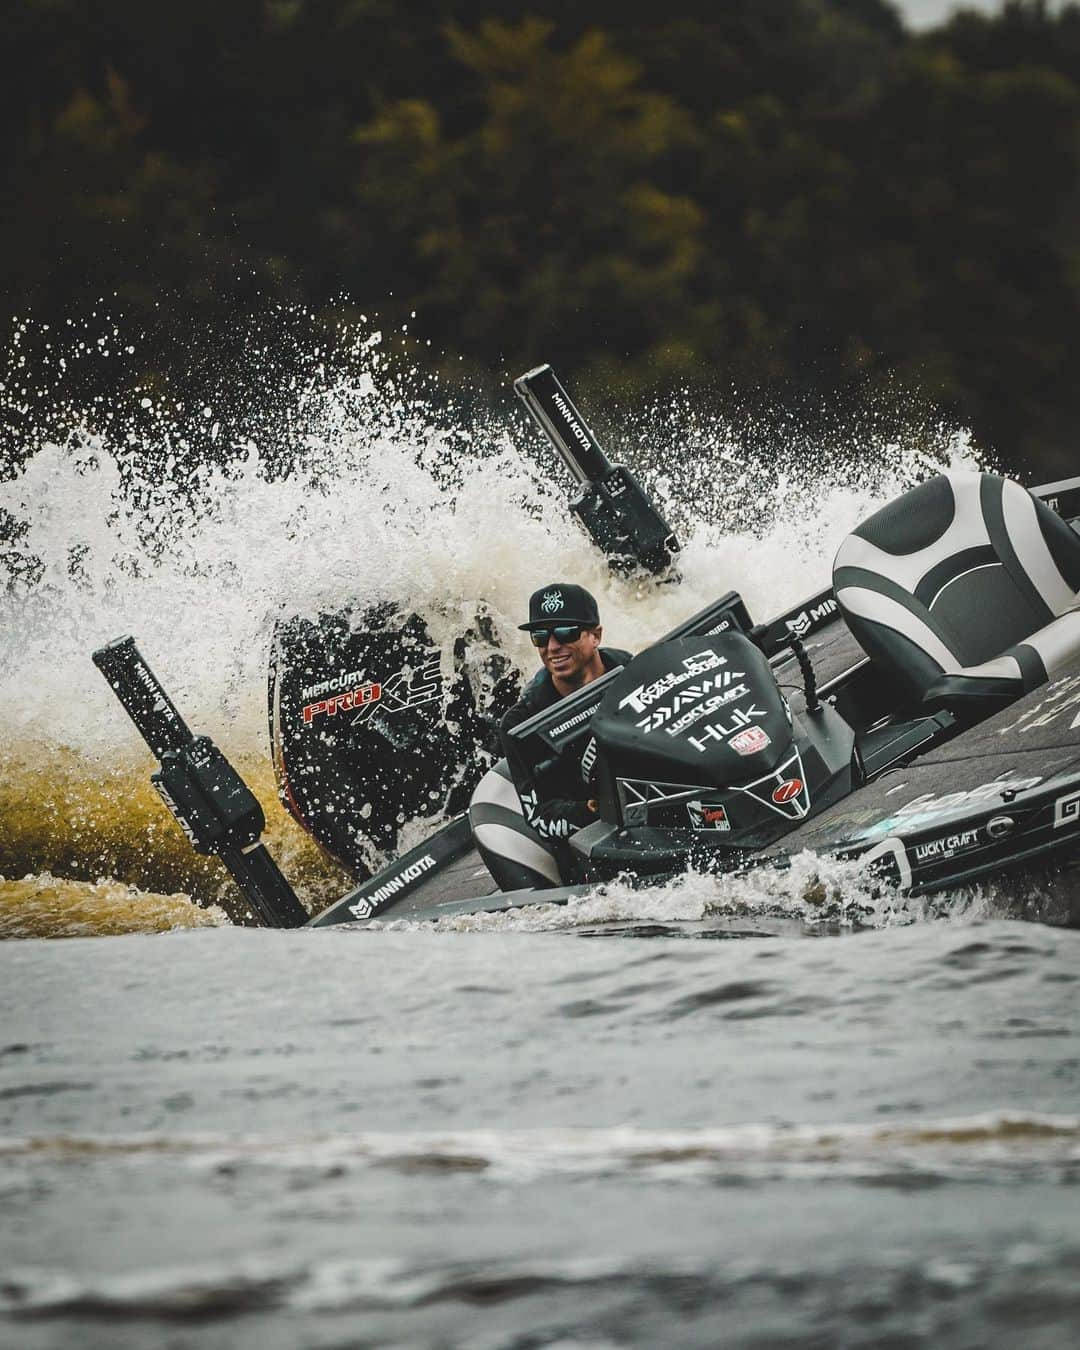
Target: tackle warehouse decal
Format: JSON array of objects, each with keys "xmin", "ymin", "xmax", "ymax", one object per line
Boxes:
[
  {"xmin": 633, "ymin": 671, "xmax": 748, "ymax": 734},
  {"xmin": 617, "ymin": 651, "xmax": 728, "ymax": 715}
]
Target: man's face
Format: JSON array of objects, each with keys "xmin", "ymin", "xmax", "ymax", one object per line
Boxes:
[{"xmin": 536, "ymin": 625, "xmax": 602, "ymax": 682}]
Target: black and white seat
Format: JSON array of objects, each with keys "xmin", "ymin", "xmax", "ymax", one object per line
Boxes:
[
  {"xmin": 832, "ymin": 471, "xmax": 1080, "ymax": 714},
  {"xmin": 468, "ymin": 759, "xmax": 563, "ymax": 891}
]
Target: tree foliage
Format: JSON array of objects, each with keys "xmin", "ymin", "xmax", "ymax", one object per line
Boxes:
[{"xmin": 3, "ymin": 0, "xmax": 1079, "ymax": 473}]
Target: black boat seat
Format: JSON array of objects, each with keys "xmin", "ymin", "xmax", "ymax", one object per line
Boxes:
[
  {"xmin": 468, "ymin": 759, "xmax": 563, "ymax": 890},
  {"xmin": 832, "ymin": 471, "xmax": 1080, "ymax": 715}
]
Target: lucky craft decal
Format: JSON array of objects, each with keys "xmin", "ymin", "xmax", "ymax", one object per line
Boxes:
[{"xmin": 911, "ymin": 827, "xmax": 981, "ymax": 863}]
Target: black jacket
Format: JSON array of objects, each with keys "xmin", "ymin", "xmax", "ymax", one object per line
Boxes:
[{"xmin": 498, "ymin": 647, "xmax": 633, "ymax": 840}]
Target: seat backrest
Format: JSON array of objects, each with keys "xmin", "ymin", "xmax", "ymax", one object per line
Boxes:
[{"xmin": 832, "ymin": 471, "xmax": 1080, "ymax": 697}]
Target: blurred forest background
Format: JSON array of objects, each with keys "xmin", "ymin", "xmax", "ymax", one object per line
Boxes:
[{"xmin": 3, "ymin": 0, "xmax": 1079, "ymax": 477}]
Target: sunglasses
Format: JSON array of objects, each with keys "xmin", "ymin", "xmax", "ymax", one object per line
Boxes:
[{"xmin": 529, "ymin": 625, "xmax": 585, "ymax": 648}]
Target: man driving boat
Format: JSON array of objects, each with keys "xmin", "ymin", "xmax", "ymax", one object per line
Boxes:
[{"xmin": 499, "ymin": 583, "xmax": 632, "ymax": 853}]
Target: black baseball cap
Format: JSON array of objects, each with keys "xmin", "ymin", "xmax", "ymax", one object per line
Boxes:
[{"xmin": 519, "ymin": 583, "xmax": 601, "ymax": 632}]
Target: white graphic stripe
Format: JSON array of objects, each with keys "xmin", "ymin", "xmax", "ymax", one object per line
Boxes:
[
  {"xmin": 471, "ymin": 822, "xmax": 562, "ymax": 885},
  {"xmin": 1000, "ymin": 478, "xmax": 1078, "ymax": 615},
  {"xmin": 835, "ymin": 587, "xmax": 959, "ymax": 673}
]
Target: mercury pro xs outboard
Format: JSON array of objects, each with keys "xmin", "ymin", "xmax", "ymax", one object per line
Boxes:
[{"xmin": 93, "ymin": 367, "xmax": 1080, "ymax": 929}]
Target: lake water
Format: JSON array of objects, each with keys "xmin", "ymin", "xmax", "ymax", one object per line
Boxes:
[{"xmin": 3, "ymin": 321, "xmax": 1077, "ymax": 1346}]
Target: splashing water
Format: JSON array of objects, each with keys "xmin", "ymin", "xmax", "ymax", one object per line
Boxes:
[{"xmin": 0, "ymin": 312, "xmax": 985, "ymax": 936}]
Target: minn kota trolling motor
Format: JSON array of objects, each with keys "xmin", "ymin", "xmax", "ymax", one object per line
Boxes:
[{"xmin": 92, "ymin": 637, "xmax": 308, "ymax": 927}]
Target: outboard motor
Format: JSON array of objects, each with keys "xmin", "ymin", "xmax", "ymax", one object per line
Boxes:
[{"xmin": 576, "ymin": 633, "xmax": 859, "ymax": 878}]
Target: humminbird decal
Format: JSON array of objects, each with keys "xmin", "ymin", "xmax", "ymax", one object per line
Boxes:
[
  {"xmin": 893, "ymin": 775, "xmax": 1043, "ymax": 818},
  {"xmin": 618, "ymin": 652, "xmax": 727, "ymax": 714},
  {"xmin": 349, "ymin": 853, "xmax": 438, "ymax": 918},
  {"xmin": 785, "ymin": 598, "xmax": 838, "ymax": 638},
  {"xmin": 549, "ymin": 705, "xmax": 599, "ymax": 738}
]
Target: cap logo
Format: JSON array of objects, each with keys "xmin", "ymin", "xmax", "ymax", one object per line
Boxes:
[{"xmin": 541, "ymin": 590, "xmax": 563, "ymax": 614}]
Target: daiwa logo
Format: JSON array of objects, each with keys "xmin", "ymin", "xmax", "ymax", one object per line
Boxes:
[
  {"xmin": 633, "ymin": 673, "xmax": 746, "ymax": 733},
  {"xmin": 786, "ymin": 598, "xmax": 837, "ymax": 638},
  {"xmin": 551, "ymin": 393, "xmax": 592, "ymax": 454},
  {"xmin": 349, "ymin": 853, "xmax": 438, "ymax": 918},
  {"xmin": 541, "ymin": 590, "xmax": 563, "ymax": 614},
  {"xmin": 618, "ymin": 651, "xmax": 727, "ymax": 714}
]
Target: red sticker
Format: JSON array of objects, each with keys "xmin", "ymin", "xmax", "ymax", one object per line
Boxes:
[
  {"xmin": 772, "ymin": 778, "xmax": 803, "ymax": 804},
  {"xmin": 729, "ymin": 726, "xmax": 771, "ymax": 756}
]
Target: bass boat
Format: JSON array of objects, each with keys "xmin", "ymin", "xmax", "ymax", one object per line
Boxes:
[{"xmin": 93, "ymin": 366, "xmax": 1080, "ymax": 928}]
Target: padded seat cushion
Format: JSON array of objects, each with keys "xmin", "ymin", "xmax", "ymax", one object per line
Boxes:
[{"xmin": 833, "ymin": 472, "xmax": 1080, "ymax": 714}]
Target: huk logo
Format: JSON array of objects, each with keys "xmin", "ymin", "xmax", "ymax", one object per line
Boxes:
[{"xmin": 541, "ymin": 590, "xmax": 563, "ymax": 614}]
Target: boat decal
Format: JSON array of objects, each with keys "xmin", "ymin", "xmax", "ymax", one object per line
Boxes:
[
  {"xmin": 617, "ymin": 650, "xmax": 728, "ymax": 714},
  {"xmin": 348, "ymin": 852, "xmax": 438, "ymax": 918},
  {"xmin": 785, "ymin": 597, "xmax": 837, "ymax": 638},
  {"xmin": 726, "ymin": 724, "xmax": 770, "ymax": 756},
  {"xmin": 997, "ymin": 673, "xmax": 1080, "ymax": 736},
  {"xmin": 1053, "ymin": 787, "xmax": 1080, "ymax": 829},
  {"xmin": 911, "ymin": 827, "xmax": 981, "ymax": 863}
]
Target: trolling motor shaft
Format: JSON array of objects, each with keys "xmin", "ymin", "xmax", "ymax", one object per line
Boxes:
[
  {"xmin": 514, "ymin": 364, "xmax": 679, "ymax": 576},
  {"xmin": 92, "ymin": 637, "xmax": 308, "ymax": 928}
]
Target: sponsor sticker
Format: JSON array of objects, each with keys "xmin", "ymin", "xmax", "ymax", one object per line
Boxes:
[
  {"xmin": 1053, "ymin": 788, "xmax": 1080, "ymax": 829},
  {"xmin": 348, "ymin": 852, "xmax": 438, "ymax": 918},
  {"xmin": 687, "ymin": 801, "xmax": 732, "ymax": 831},
  {"xmin": 772, "ymin": 778, "xmax": 803, "ymax": 804},
  {"xmin": 303, "ymin": 680, "xmax": 381, "ymax": 725},
  {"xmin": 912, "ymin": 828, "xmax": 980, "ymax": 863},
  {"xmin": 618, "ymin": 651, "xmax": 728, "ymax": 715},
  {"xmin": 785, "ymin": 598, "xmax": 837, "ymax": 638},
  {"xmin": 729, "ymin": 726, "xmax": 771, "ymax": 756}
]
